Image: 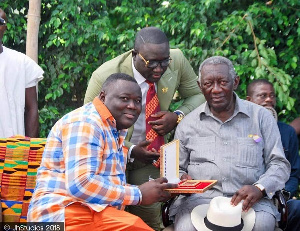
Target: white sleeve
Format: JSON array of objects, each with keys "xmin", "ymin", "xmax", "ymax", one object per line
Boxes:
[{"xmin": 24, "ymin": 55, "xmax": 44, "ymax": 88}]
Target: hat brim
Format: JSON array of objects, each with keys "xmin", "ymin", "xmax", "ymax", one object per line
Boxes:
[{"xmin": 191, "ymin": 204, "xmax": 255, "ymax": 231}]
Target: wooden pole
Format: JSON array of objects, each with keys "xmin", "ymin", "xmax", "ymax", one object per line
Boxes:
[{"xmin": 26, "ymin": 0, "xmax": 41, "ymax": 63}]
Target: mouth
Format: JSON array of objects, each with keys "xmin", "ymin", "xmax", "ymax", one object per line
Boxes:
[
  {"xmin": 124, "ymin": 113, "xmax": 136, "ymax": 119},
  {"xmin": 263, "ymin": 103, "xmax": 274, "ymax": 108},
  {"xmin": 211, "ymin": 96, "xmax": 224, "ymax": 102},
  {"xmin": 152, "ymin": 74, "xmax": 162, "ymax": 80}
]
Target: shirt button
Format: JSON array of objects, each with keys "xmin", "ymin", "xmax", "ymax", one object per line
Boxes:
[
  {"xmin": 222, "ymin": 177, "xmax": 226, "ymax": 181},
  {"xmin": 223, "ymin": 158, "xmax": 226, "ymax": 161},
  {"xmin": 223, "ymin": 142, "xmax": 228, "ymax": 145}
]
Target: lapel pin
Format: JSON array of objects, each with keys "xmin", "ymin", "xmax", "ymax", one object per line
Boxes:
[
  {"xmin": 162, "ymin": 87, "xmax": 168, "ymax": 93},
  {"xmin": 248, "ymin": 134, "xmax": 262, "ymax": 143}
]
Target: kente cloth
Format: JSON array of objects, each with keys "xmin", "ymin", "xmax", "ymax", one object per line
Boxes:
[
  {"xmin": 0, "ymin": 135, "xmax": 46, "ymax": 222},
  {"xmin": 145, "ymin": 81, "xmax": 164, "ymax": 151}
]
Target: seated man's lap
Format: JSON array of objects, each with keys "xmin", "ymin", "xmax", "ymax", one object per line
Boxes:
[
  {"xmin": 253, "ymin": 211, "xmax": 276, "ymax": 231},
  {"xmin": 171, "ymin": 197, "xmax": 210, "ymax": 231},
  {"xmin": 170, "ymin": 196, "xmax": 276, "ymax": 231},
  {"xmin": 174, "ymin": 207, "xmax": 196, "ymax": 231}
]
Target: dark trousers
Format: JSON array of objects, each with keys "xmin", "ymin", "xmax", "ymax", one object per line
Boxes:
[
  {"xmin": 126, "ymin": 162, "xmax": 162, "ymax": 231},
  {"xmin": 286, "ymin": 199, "xmax": 300, "ymax": 231}
]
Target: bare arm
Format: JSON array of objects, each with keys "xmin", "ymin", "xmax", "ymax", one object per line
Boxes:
[{"xmin": 25, "ymin": 86, "xmax": 39, "ymax": 137}]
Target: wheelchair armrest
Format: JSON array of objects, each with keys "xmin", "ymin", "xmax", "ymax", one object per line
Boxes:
[
  {"xmin": 273, "ymin": 190, "xmax": 288, "ymax": 230},
  {"xmin": 162, "ymin": 197, "xmax": 176, "ymax": 228}
]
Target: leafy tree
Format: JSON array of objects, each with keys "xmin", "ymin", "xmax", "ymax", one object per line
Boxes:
[{"xmin": 1, "ymin": 0, "xmax": 299, "ymax": 137}]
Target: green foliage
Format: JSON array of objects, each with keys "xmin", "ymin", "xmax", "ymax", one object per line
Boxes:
[{"xmin": 2, "ymin": 0, "xmax": 300, "ymax": 137}]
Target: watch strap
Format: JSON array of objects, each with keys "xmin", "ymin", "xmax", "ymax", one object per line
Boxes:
[{"xmin": 174, "ymin": 110, "xmax": 184, "ymax": 124}]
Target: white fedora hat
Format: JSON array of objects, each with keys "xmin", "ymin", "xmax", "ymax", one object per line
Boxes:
[{"xmin": 191, "ymin": 196, "xmax": 255, "ymax": 231}]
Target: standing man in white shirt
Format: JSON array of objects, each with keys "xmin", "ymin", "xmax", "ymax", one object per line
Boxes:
[{"xmin": 0, "ymin": 8, "xmax": 44, "ymax": 138}]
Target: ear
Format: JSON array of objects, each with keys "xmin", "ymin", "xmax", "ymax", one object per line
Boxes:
[
  {"xmin": 197, "ymin": 80, "xmax": 202, "ymax": 91},
  {"xmin": 132, "ymin": 50, "xmax": 138, "ymax": 60},
  {"xmin": 233, "ymin": 76, "xmax": 240, "ymax": 90},
  {"xmin": 246, "ymin": 96, "xmax": 252, "ymax": 101},
  {"xmin": 99, "ymin": 91, "xmax": 105, "ymax": 103}
]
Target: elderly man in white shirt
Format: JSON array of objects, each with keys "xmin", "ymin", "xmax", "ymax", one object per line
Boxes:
[{"xmin": 170, "ymin": 56, "xmax": 290, "ymax": 231}]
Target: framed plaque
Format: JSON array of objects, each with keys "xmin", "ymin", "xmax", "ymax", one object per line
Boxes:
[{"xmin": 160, "ymin": 140, "xmax": 217, "ymax": 193}]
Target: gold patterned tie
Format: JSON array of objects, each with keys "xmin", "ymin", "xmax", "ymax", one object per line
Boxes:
[{"xmin": 145, "ymin": 81, "xmax": 165, "ymax": 153}]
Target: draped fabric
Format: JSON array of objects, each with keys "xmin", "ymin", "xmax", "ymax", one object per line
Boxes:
[{"xmin": 0, "ymin": 136, "xmax": 46, "ymax": 222}]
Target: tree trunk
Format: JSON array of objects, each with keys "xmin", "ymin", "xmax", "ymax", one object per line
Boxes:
[{"xmin": 26, "ymin": 0, "xmax": 41, "ymax": 63}]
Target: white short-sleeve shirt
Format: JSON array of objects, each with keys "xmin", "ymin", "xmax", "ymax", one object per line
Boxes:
[{"xmin": 0, "ymin": 46, "xmax": 44, "ymax": 137}]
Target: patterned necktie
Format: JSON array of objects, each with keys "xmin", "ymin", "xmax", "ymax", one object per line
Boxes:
[{"xmin": 145, "ymin": 81, "xmax": 165, "ymax": 152}]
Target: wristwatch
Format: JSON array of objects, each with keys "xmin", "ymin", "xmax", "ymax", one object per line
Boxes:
[
  {"xmin": 254, "ymin": 183, "xmax": 266, "ymax": 196},
  {"xmin": 174, "ymin": 110, "xmax": 184, "ymax": 124}
]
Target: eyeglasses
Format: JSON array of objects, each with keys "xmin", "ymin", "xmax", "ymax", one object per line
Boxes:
[
  {"xmin": 138, "ymin": 52, "xmax": 172, "ymax": 68},
  {"xmin": 0, "ymin": 17, "xmax": 6, "ymax": 26}
]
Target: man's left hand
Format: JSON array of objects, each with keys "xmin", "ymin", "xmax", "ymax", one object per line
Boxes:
[
  {"xmin": 231, "ymin": 185, "xmax": 264, "ymax": 212},
  {"xmin": 148, "ymin": 111, "xmax": 178, "ymax": 136}
]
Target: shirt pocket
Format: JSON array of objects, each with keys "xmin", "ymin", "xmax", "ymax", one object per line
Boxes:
[
  {"xmin": 102, "ymin": 151, "xmax": 125, "ymax": 176},
  {"xmin": 187, "ymin": 136, "xmax": 216, "ymax": 163},
  {"xmin": 236, "ymin": 137, "xmax": 262, "ymax": 168}
]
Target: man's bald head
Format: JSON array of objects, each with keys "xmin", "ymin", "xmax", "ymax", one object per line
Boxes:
[{"xmin": 134, "ymin": 27, "xmax": 169, "ymax": 51}]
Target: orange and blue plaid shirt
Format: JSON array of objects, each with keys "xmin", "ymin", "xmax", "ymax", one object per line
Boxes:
[{"xmin": 28, "ymin": 97, "xmax": 141, "ymax": 222}]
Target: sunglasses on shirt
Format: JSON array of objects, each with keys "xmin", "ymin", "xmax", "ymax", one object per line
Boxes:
[{"xmin": 0, "ymin": 17, "xmax": 6, "ymax": 26}]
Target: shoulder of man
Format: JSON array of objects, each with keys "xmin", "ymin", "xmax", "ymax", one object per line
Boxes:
[
  {"xmin": 169, "ymin": 48, "xmax": 184, "ymax": 59},
  {"xmin": 278, "ymin": 121, "xmax": 298, "ymax": 136},
  {"xmin": 238, "ymin": 98, "xmax": 270, "ymax": 118},
  {"xmin": 84, "ymin": 50, "xmax": 133, "ymax": 104},
  {"xmin": 95, "ymin": 50, "xmax": 132, "ymax": 70},
  {"xmin": 3, "ymin": 46, "xmax": 43, "ymax": 76},
  {"xmin": 60, "ymin": 102, "xmax": 104, "ymax": 129},
  {"xmin": 3, "ymin": 46, "xmax": 28, "ymax": 61},
  {"xmin": 92, "ymin": 50, "xmax": 133, "ymax": 77},
  {"xmin": 168, "ymin": 48, "xmax": 194, "ymax": 73}
]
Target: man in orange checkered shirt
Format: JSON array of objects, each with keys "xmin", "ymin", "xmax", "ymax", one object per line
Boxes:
[{"xmin": 28, "ymin": 73, "xmax": 177, "ymax": 231}]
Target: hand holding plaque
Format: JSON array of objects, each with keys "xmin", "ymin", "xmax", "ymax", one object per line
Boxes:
[{"xmin": 160, "ymin": 140, "xmax": 217, "ymax": 193}]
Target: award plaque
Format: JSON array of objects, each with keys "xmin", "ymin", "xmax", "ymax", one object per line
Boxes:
[{"xmin": 160, "ymin": 140, "xmax": 217, "ymax": 193}]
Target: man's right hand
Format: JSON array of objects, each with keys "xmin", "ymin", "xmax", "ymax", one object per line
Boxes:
[
  {"xmin": 180, "ymin": 173, "xmax": 192, "ymax": 181},
  {"xmin": 231, "ymin": 185, "xmax": 264, "ymax": 212},
  {"xmin": 131, "ymin": 140, "xmax": 160, "ymax": 164},
  {"xmin": 138, "ymin": 177, "xmax": 178, "ymax": 205}
]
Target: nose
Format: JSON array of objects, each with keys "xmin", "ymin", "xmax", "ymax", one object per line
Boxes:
[
  {"xmin": 211, "ymin": 82, "xmax": 222, "ymax": 93},
  {"xmin": 153, "ymin": 63, "xmax": 164, "ymax": 73},
  {"xmin": 265, "ymin": 96, "xmax": 273, "ymax": 102},
  {"xmin": 265, "ymin": 96, "xmax": 275, "ymax": 107},
  {"xmin": 127, "ymin": 100, "xmax": 138, "ymax": 110}
]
